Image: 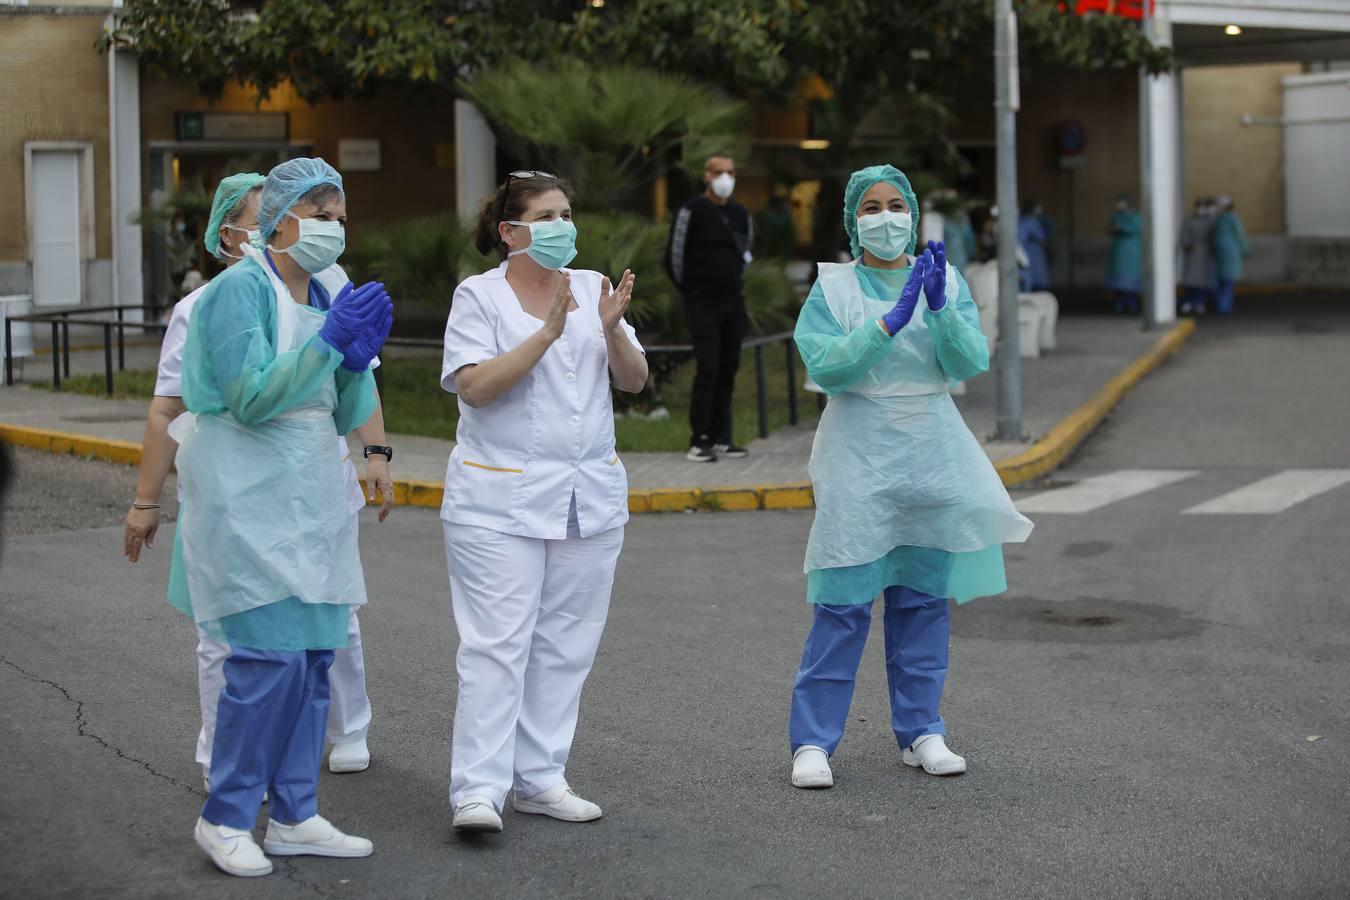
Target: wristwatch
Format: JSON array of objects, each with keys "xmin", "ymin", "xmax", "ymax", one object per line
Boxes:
[{"xmin": 363, "ymin": 445, "xmax": 393, "ymax": 462}]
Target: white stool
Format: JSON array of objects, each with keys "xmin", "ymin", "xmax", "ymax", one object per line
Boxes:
[
  {"xmin": 1017, "ymin": 303, "xmax": 1042, "ymax": 359},
  {"xmin": 0, "ymin": 295, "xmax": 35, "ymax": 378},
  {"xmin": 1020, "ymin": 291, "xmax": 1059, "ymax": 351}
]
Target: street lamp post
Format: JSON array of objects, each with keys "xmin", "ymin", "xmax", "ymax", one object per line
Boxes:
[{"xmin": 995, "ymin": 0, "xmax": 1023, "ymax": 441}]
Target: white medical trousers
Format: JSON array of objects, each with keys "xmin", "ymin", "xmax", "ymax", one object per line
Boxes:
[
  {"xmin": 195, "ymin": 606, "xmax": 371, "ymax": 780},
  {"xmin": 443, "ymin": 516, "xmax": 623, "ymax": 811}
]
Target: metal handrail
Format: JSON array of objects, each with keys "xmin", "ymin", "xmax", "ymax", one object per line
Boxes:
[
  {"xmin": 6, "ymin": 315, "xmax": 806, "ymax": 439},
  {"xmin": 5, "ymin": 306, "xmax": 168, "ymax": 392}
]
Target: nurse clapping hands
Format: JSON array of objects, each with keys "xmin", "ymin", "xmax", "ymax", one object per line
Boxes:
[
  {"xmin": 787, "ymin": 165, "xmax": 1033, "ymax": 791},
  {"xmin": 440, "ymin": 171, "xmax": 646, "ymax": 834}
]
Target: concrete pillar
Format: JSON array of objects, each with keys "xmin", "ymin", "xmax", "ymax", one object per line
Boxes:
[
  {"xmin": 1141, "ymin": 14, "xmax": 1178, "ymax": 325},
  {"xmin": 454, "ymin": 100, "xmax": 497, "ymax": 220},
  {"xmin": 107, "ymin": 37, "xmax": 143, "ymax": 318}
]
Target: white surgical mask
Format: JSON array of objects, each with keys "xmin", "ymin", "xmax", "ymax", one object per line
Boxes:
[
  {"xmin": 856, "ymin": 210, "xmax": 913, "ymax": 261},
  {"xmin": 710, "ymin": 173, "xmax": 735, "ymax": 200}
]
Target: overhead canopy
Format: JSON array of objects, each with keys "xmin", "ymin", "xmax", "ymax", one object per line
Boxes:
[{"xmin": 1163, "ymin": 0, "xmax": 1350, "ymax": 66}]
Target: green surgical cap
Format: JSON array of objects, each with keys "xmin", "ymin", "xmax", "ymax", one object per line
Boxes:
[
  {"xmin": 203, "ymin": 172, "xmax": 265, "ymax": 258},
  {"xmin": 843, "ymin": 164, "xmax": 920, "ymax": 259},
  {"xmin": 258, "ymin": 157, "xmax": 344, "ymax": 240}
]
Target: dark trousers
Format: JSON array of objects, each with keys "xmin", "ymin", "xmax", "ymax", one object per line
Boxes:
[
  {"xmin": 684, "ymin": 294, "xmax": 748, "ymax": 447},
  {"xmin": 1183, "ymin": 286, "xmax": 1210, "ymax": 312}
]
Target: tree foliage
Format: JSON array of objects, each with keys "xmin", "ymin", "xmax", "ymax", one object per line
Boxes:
[
  {"xmin": 105, "ymin": 0, "xmax": 1170, "ymax": 103},
  {"xmin": 106, "ymin": 0, "xmax": 1170, "ymax": 255}
]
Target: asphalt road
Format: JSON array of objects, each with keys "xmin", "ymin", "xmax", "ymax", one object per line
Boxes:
[{"xmin": 1, "ymin": 300, "xmax": 1347, "ymax": 898}]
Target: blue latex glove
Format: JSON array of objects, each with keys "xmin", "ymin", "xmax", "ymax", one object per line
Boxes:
[
  {"xmin": 923, "ymin": 241, "xmax": 947, "ymax": 310},
  {"xmin": 319, "ymin": 281, "xmax": 387, "ymax": 351},
  {"xmin": 341, "ymin": 301, "xmax": 393, "ymax": 372},
  {"xmin": 881, "ymin": 254, "xmax": 928, "ymax": 335}
]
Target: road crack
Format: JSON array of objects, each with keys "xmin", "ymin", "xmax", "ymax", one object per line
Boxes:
[
  {"xmin": 2, "ymin": 655, "xmax": 204, "ymax": 799},
  {"xmin": 3, "ymin": 655, "xmax": 334, "ymax": 895}
]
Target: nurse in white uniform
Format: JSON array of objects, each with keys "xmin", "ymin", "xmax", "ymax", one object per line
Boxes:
[
  {"xmin": 124, "ymin": 172, "xmax": 389, "ymax": 787},
  {"xmin": 441, "ymin": 171, "xmax": 647, "ymax": 833}
]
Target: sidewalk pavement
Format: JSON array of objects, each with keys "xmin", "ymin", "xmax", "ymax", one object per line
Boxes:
[{"xmin": 0, "ymin": 315, "xmax": 1176, "ymax": 498}]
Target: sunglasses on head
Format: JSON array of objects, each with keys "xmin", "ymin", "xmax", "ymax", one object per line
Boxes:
[{"xmin": 504, "ymin": 170, "xmax": 557, "ymax": 206}]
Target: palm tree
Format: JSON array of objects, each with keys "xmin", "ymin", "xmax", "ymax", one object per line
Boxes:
[{"xmin": 458, "ymin": 63, "xmax": 749, "ymax": 211}]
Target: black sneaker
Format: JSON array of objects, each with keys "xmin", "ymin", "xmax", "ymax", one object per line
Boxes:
[
  {"xmin": 713, "ymin": 443, "xmax": 748, "ymax": 459},
  {"xmin": 686, "ymin": 445, "xmax": 717, "ymax": 463}
]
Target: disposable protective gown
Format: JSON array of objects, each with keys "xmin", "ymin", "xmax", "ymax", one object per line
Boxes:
[
  {"xmin": 1106, "ymin": 210, "xmax": 1142, "ymax": 292},
  {"xmin": 168, "ymin": 256, "xmax": 377, "ymax": 650},
  {"xmin": 1211, "ymin": 211, "xmax": 1249, "ymax": 281},
  {"xmin": 795, "ymin": 260, "xmax": 1033, "ymax": 605}
]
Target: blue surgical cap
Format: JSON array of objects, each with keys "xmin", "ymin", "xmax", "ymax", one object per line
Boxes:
[
  {"xmin": 258, "ymin": 157, "xmax": 344, "ymax": 240},
  {"xmin": 843, "ymin": 164, "xmax": 920, "ymax": 259},
  {"xmin": 203, "ymin": 172, "xmax": 265, "ymax": 258}
]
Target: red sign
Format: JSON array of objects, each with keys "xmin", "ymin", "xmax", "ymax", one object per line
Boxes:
[{"xmin": 1061, "ymin": 0, "xmax": 1154, "ymax": 20}]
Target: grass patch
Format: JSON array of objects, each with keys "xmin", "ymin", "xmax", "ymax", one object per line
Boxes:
[
  {"xmin": 33, "ymin": 370, "xmax": 158, "ymax": 401},
  {"xmin": 39, "ymin": 346, "xmax": 816, "ymax": 453},
  {"xmin": 379, "ymin": 356, "xmax": 459, "ymax": 441},
  {"xmin": 381, "ymin": 344, "xmax": 814, "ymax": 453}
]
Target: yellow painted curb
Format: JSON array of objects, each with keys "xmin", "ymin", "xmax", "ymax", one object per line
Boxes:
[
  {"xmin": 994, "ymin": 318, "xmax": 1195, "ymax": 487},
  {"xmin": 1, "ymin": 319, "xmax": 1196, "ymax": 512},
  {"xmin": 0, "ymin": 422, "xmax": 143, "ymax": 466}
]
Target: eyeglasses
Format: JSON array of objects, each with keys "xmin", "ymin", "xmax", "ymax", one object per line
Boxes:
[{"xmin": 503, "ymin": 170, "xmax": 557, "ymax": 207}]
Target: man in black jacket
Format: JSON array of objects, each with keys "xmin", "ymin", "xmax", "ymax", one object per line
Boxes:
[{"xmin": 665, "ymin": 154, "xmax": 753, "ymax": 462}]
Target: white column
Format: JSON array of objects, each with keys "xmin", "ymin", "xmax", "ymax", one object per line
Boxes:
[
  {"xmin": 454, "ymin": 100, "xmax": 497, "ymax": 220},
  {"xmin": 1141, "ymin": 14, "xmax": 1178, "ymax": 325},
  {"xmin": 107, "ymin": 35, "xmax": 143, "ymax": 319}
]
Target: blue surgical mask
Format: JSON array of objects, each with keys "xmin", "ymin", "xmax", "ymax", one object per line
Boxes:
[
  {"xmin": 857, "ymin": 210, "xmax": 912, "ymax": 261},
  {"xmin": 269, "ymin": 211, "xmax": 345, "ymax": 273},
  {"xmin": 507, "ymin": 218, "xmax": 578, "ymax": 270}
]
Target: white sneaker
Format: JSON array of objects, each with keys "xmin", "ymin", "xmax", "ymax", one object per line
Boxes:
[
  {"xmin": 791, "ymin": 745, "xmax": 834, "ymax": 789},
  {"xmin": 194, "ymin": 818, "xmax": 273, "ymax": 877},
  {"xmin": 328, "ymin": 737, "xmax": 371, "ymax": 774},
  {"xmin": 263, "ymin": 815, "xmax": 373, "ymax": 858},
  {"xmin": 902, "ymin": 734, "xmax": 967, "ymax": 776},
  {"xmin": 513, "ymin": 783, "xmax": 603, "ymax": 822},
  {"xmin": 452, "ymin": 796, "xmax": 503, "ymax": 833}
]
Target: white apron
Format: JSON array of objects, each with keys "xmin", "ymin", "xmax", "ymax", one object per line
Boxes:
[{"xmin": 804, "ymin": 261, "xmax": 1033, "ymax": 572}]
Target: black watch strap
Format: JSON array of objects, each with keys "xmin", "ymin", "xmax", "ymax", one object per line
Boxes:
[{"xmin": 363, "ymin": 445, "xmax": 393, "ymax": 462}]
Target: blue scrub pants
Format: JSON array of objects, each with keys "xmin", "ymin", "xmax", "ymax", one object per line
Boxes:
[
  {"xmin": 789, "ymin": 586, "xmax": 949, "ymax": 755},
  {"xmin": 1214, "ymin": 279, "xmax": 1236, "ymax": 315},
  {"xmin": 201, "ymin": 647, "xmax": 334, "ymax": 830}
]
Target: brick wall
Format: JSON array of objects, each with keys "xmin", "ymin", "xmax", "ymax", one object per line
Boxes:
[
  {"xmin": 1183, "ymin": 63, "xmax": 1299, "ymax": 236},
  {"xmin": 0, "ymin": 13, "xmax": 112, "ymax": 262}
]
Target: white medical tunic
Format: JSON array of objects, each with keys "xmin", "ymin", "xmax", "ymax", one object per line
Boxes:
[{"xmin": 440, "ymin": 263, "xmax": 643, "ymax": 541}]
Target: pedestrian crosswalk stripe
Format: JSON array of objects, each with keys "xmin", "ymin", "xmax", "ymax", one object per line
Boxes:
[
  {"xmin": 1016, "ymin": 469, "xmax": 1200, "ymax": 514},
  {"xmin": 1182, "ymin": 469, "xmax": 1350, "ymax": 515}
]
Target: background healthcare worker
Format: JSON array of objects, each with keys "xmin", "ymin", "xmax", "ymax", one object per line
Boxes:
[
  {"xmin": 1106, "ymin": 193, "xmax": 1143, "ymax": 313},
  {"xmin": 1210, "ymin": 195, "xmax": 1249, "ymax": 315},
  {"xmin": 787, "ymin": 164, "xmax": 1034, "ymax": 790},
  {"xmin": 440, "ymin": 171, "xmax": 646, "ymax": 833},
  {"xmin": 123, "ymin": 173, "xmax": 390, "ymax": 786},
  {"xmin": 171, "ymin": 158, "xmax": 391, "ymax": 876}
]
